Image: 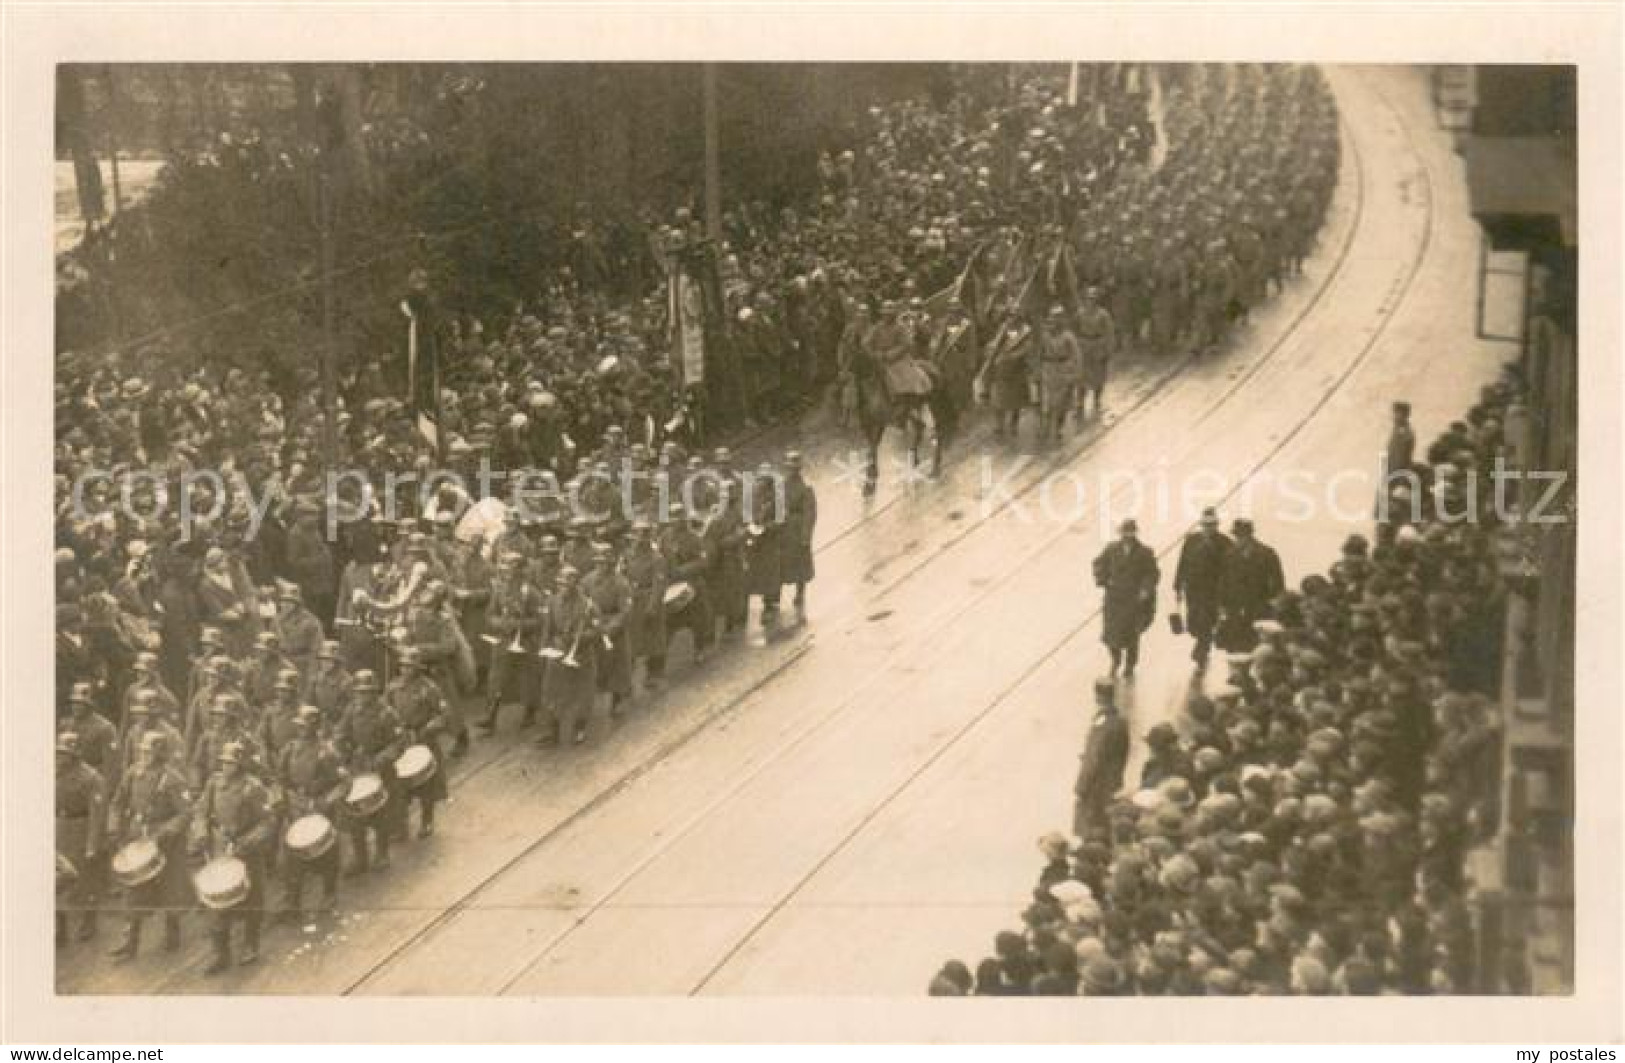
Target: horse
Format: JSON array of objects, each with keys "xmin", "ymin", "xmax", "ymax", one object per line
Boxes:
[{"xmin": 845, "ymin": 324, "xmax": 972, "ymax": 498}]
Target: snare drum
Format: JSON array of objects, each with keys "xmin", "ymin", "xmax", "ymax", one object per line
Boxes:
[
  {"xmin": 662, "ymin": 582, "xmax": 696, "ymax": 612},
  {"xmin": 394, "ymin": 744, "xmax": 437, "ymax": 790},
  {"xmin": 283, "ymin": 813, "xmax": 337, "ymax": 861},
  {"xmin": 194, "ymin": 855, "xmax": 250, "ymax": 910},
  {"xmin": 110, "ymin": 838, "xmax": 165, "ymax": 889},
  {"xmin": 344, "ymin": 773, "xmax": 388, "ymax": 819}
]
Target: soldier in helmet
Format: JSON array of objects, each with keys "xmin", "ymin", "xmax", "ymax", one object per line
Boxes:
[
  {"xmin": 580, "ymin": 541, "xmax": 634, "ymax": 717},
  {"xmin": 384, "ymin": 648, "xmax": 451, "ymax": 838},
  {"xmin": 194, "ymin": 741, "xmax": 275, "ymax": 972},
  {"xmin": 55, "ymin": 732, "xmax": 106, "ymax": 946},
  {"xmin": 336, "ymin": 669, "xmax": 403, "ymax": 872},
  {"xmin": 190, "ymin": 692, "xmax": 264, "ymax": 788},
  {"xmin": 105, "ymin": 730, "xmax": 192, "ymax": 960},
  {"xmin": 119, "ymin": 690, "xmax": 185, "ymax": 779},
  {"xmin": 538, "ymin": 566, "xmax": 600, "ymax": 748},
  {"xmin": 62, "ymin": 680, "xmax": 118, "ymax": 778},
  {"xmin": 304, "ymin": 638, "xmax": 354, "ymax": 716},
  {"xmin": 477, "ymin": 550, "xmax": 545, "ymax": 735},
  {"xmin": 259, "ymin": 667, "xmax": 305, "ymax": 765},
  {"xmin": 276, "ymin": 705, "xmax": 347, "ymax": 924}
]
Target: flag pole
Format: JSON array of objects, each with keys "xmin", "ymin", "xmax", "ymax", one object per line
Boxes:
[{"xmin": 702, "ymin": 64, "xmax": 722, "ymax": 243}]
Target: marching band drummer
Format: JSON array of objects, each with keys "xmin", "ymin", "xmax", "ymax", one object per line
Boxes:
[
  {"xmin": 335, "ymin": 670, "xmax": 403, "ymax": 873},
  {"xmin": 384, "ymin": 648, "xmax": 452, "ymax": 839},
  {"xmin": 106, "ymin": 731, "xmax": 192, "ymax": 961},
  {"xmin": 656, "ymin": 504, "xmax": 716, "ymax": 668},
  {"xmin": 275, "ymin": 705, "xmax": 347, "ymax": 925},
  {"xmin": 194, "ymin": 740, "xmax": 275, "ymax": 972}
]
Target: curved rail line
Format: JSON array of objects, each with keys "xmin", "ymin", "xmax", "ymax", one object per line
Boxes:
[{"xmin": 684, "ymin": 66, "xmax": 1437, "ymax": 995}]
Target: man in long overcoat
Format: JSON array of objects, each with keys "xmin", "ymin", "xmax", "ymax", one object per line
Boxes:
[
  {"xmin": 1173, "ymin": 507, "xmax": 1233, "ymax": 669},
  {"xmin": 1092, "ymin": 518, "xmax": 1159, "ymax": 677},
  {"xmin": 1216, "ymin": 517, "xmax": 1285, "ymax": 653}
]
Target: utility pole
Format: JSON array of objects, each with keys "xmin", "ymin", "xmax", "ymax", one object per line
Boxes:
[
  {"xmin": 102, "ymin": 66, "xmax": 124, "ymax": 216},
  {"xmin": 702, "ymin": 63, "xmax": 722, "ymax": 242},
  {"xmin": 319, "ymin": 170, "xmax": 338, "ymax": 469},
  {"xmin": 1067, "ymin": 62, "xmax": 1080, "ymax": 108}
]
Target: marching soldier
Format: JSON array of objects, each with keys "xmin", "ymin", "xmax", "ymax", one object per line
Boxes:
[
  {"xmin": 183, "ymin": 656, "xmax": 234, "ymax": 756},
  {"xmin": 444, "ymin": 529, "xmax": 492, "ymax": 685},
  {"xmin": 304, "ymin": 638, "xmax": 354, "ymax": 716},
  {"xmin": 1037, "ymin": 304, "xmax": 1081, "ymax": 445},
  {"xmin": 780, "ymin": 452, "xmax": 818, "ymax": 614},
  {"xmin": 187, "ymin": 626, "xmax": 226, "ymax": 704},
  {"xmin": 194, "ymin": 741, "xmax": 275, "ymax": 971},
  {"xmin": 1074, "ymin": 286, "xmax": 1115, "ymax": 420},
  {"xmin": 706, "ymin": 479, "xmax": 751, "ymax": 638},
  {"xmin": 62, "ymin": 681, "xmax": 119, "ymax": 778},
  {"xmin": 190, "ymin": 692, "xmax": 266, "ymax": 786},
  {"xmin": 398, "ymin": 581, "xmax": 468, "ymax": 757},
  {"xmin": 581, "ymin": 542, "xmax": 634, "ymax": 717},
  {"xmin": 384, "ymin": 648, "xmax": 451, "ymax": 838},
  {"xmin": 119, "ymin": 691, "xmax": 185, "ymax": 780},
  {"xmin": 1173, "ymin": 507, "xmax": 1234, "ymax": 670},
  {"xmin": 1092, "ymin": 518, "xmax": 1160, "ymax": 678},
  {"xmin": 622, "ymin": 521, "xmax": 669, "ymax": 686},
  {"xmin": 56, "ymin": 733, "xmax": 107, "ymax": 946},
  {"xmin": 275, "ymin": 705, "xmax": 346, "ymax": 924},
  {"xmin": 477, "ymin": 550, "xmax": 545, "ymax": 734},
  {"xmin": 123, "ymin": 651, "xmax": 180, "ymax": 728},
  {"xmin": 259, "ymin": 668, "xmax": 305, "ymax": 766},
  {"xmin": 244, "ymin": 630, "xmax": 297, "ymax": 710},
  {"xmin": 658, "ymin": 504, "xmax": 716, "ymax": 665},
  {"xmin": 273, "ymin": 580, "xmax": 325, "ymax": 678},
  {"xmin": 336, "ymin": 670, "xmax": 402, "ymax": 873},
  {"xmin": 539, "ymin": 567, "xmax": 600, "ymax": 748},
  {"xmin": 106, "ymin": 731, "xmax": 192, "ymax": 960}
]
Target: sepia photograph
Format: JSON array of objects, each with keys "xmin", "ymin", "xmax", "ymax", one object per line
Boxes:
[{"xmin": 3, "ymin": 0, "xmax": 1622, "ymax": 1049}]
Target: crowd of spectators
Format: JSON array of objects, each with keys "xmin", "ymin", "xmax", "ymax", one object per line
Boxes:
[{"xmin": 932, "ymin": 371, "xmax": 1522, "ymax": 997}]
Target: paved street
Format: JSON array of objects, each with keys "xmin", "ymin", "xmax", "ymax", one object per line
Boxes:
[{"xmin": 56, "ymin": 65, "xmax": 1515, "ymax": 998}]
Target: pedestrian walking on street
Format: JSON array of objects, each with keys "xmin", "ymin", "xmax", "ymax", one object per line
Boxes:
[
  {"xmin": 1072, "ymin": 677, "xmax": 1130, "ymax": 838},
  {"xmin": 1216, "ymin": 517, "xmax": 1285, "ymax": 653},
  {"xmin": 1092, "ymin": 519, "xmax": 1159, "ymax": 678},
  {"xmin": 1173, "ymin": 506, "xmax": 1233, "ymax": 670}
]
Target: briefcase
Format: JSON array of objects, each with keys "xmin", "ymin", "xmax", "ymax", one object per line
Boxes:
[{"xmin": 1168, "ymin": 611, "xmax": 1185, "ymax": 636}]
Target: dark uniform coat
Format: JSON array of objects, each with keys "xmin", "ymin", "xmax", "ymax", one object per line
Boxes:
[{"xmin": 781, "ymin": 474, "xmax": 818, "ymax": 587}]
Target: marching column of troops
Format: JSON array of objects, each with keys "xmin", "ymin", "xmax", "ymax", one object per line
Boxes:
[{"xmin": 55, "ymin": 435, "xmax": 817, "ymax": 976}]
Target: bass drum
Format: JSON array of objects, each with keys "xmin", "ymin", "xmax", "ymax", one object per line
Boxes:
[{"xmin": 194, "ymin": 855, "xmax": 250, "ymax": 910}]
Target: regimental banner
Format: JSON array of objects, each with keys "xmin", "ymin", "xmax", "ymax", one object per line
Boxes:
[{"xmin": 673, "ymin": 267, "xmax": 707, "ymax": 385}]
